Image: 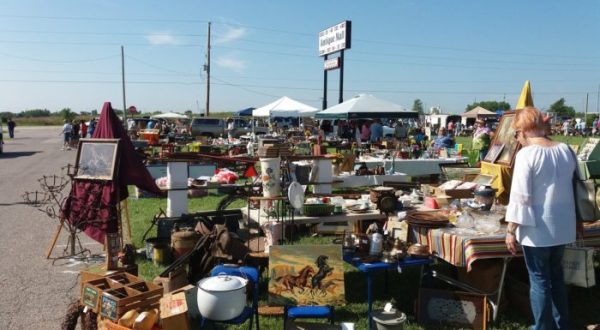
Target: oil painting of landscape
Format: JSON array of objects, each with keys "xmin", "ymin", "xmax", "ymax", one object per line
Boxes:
[{"xmin": 268, "ymin": 245, "xmax": 345, "ymax": 306}]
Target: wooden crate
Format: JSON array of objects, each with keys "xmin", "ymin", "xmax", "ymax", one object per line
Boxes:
[
  {"xmin": 100, "ymin": 280, "xmax": 163, "ymax": 321},
  {"xmin": 81, "ymin": 272, "xmax": 143, "ymax": 314}
]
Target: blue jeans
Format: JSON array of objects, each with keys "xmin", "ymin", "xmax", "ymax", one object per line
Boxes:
[{"xmin": 522, "ymin": 245, "xmax": 571, "ymax": 330}]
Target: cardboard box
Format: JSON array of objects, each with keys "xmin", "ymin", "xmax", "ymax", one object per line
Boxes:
[{"xmin": 160, "ymin": 285, "xmax": 195, "ymax": 330}]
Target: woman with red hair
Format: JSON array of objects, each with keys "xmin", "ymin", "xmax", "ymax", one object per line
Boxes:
[{"xmin": 505, "ymin": 107, "xmax": 576, "ymax": 329}]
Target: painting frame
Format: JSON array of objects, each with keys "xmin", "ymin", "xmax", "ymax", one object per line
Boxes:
[
  {"xmin": 483, "ymin": 143, "xmax": 504, "ymax": 163},
  {"xmin": 74, "ymin": 138, "xmax": 120, "ymax": 181},
  {"xmin": 268, "ymin": 245, "xmax": 345, "ymax": 306},
  {"xmin": 471, "ymin": 173, "xmax": 496, "ymax": 186},
  {"xmin": 489, "ymin": 112, "xmax": 520, "ymax": 167}
]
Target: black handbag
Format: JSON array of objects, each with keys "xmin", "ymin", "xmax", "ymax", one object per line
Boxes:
[{"xmin": 569, "ymin": 148, "xmax": 600, "ymax": 222}]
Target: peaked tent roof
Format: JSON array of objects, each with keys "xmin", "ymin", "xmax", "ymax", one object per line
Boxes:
[
  {"xmin": 315, "ymin": 94, "xmax": 417, "ymax": 119},
  {"xmin": 462, "ymin": 106, "xmax": 496, "ymax": 118},
  {"xmin": 62, "ymin": 102, "xmax": 162, "ymax": 243},
  {"xmin": 252, "ymin": 96, "xmax": 318, "ymax": 117},
  {"xmin": 516, "ymin": 80, "xmax": 534, "ymax": 109}
]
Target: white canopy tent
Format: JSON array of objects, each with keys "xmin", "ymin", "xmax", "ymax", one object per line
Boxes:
[
  {"xmin": 315, "ymin": 94, "xmax": 417, "ymax": 119},
  {"xmin": 461, "ymin": 106, "xmax": 496, "ymax": 118},
  {"xmin": 150, "ymin": 112, "xmax": 189, "ymax": 119},
  {"xmin": 252, "ymin": 96, "xmax": 318, "ymax": 117}
]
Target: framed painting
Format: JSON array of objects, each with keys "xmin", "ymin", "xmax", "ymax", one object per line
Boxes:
[
  {"xmin": 489, "ymin": 112, "xmax": 520, "ymax": 167},
  {"xmin": 268, "ymin": 245, "xmax": 345, "ymax": 306},
  {"xmin": 75, "ymin": 139, "xmax": 120, "ymax": 181},
  {"xmin": 483, "ymin": 143, "xmax": 504, "ymax": 163},
  {"xmin": 471, "ymin": 173, "xmax": 496, "ymax": 186},
  {"xmin": 417, "ymin": 288, "xmax": 488, "ymax": 329}
]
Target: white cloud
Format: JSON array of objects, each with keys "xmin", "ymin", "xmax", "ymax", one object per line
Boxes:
[
  {"xmin": 215, "ymin": 26, "xmax": 247, "ymax": 44},
  {"xmin": 215, "ymin": 56, "xmax": 246, "ymax": 73},
  {"xmin": 145, "ymin": 32, "xmax": 180, "ymax": 45}
]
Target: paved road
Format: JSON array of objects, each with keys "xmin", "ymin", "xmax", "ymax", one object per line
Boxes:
[{"xmin": 0, "ymin": 126, "xmax": 103, "ymax": 329}]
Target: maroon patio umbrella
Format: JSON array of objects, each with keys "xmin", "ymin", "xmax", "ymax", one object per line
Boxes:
[{"xmin": 62, "ymin": 102, "xmax": 161, "ymax": 243}]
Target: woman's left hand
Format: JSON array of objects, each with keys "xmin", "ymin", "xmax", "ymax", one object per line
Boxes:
[{"xmin": 505, "ymin": 233, "xmax": 518, "ymax": 255}]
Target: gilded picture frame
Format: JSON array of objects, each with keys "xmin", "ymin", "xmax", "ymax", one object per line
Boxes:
[
  {"xmin": 75, "ymin": 139, "xmax": 120, "ymax": 181},
  {"xmin": 489, "ymin": 112, "xmax": 520, "ymax": 167}
]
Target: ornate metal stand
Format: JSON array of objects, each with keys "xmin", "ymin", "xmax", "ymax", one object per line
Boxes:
[{"xmin": 22, "ymin": 165, "xmax": 106, "ymax": 261}]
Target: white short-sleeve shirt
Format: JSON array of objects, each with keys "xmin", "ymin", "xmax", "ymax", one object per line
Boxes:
[{"xmin": 506, "ymin": 143, "xmax": 576, "ymax": 247}]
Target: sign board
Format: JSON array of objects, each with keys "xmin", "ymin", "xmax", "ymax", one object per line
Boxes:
[
  {"xmin": 318, "ymin": 21, "xmax": 351, "ymax": 56},
  {"xmin": 128, "ymin": 106, "xmax": 138, "ymax": 114},
  {"xmin": 324, "ymin": 57, "xmax": 341, "ymax": 70}
]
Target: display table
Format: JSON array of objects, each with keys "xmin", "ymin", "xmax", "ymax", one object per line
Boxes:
[
  {"xmin": 332, "ymin": 174, "xmax": 410, "ymax": 188},
  {"xmin": 241, "ymin": 207, "xmax": 386, "ymax": 227},
  {"xmin": 358, "ymin": 157, "xmax": 467, "ymax": 176},
  {"xmin": 409, "ymin": 221, "xmax": 600, "ymax": 320},
  {"xmin": 344, "ymin": 253, "xmax": 433, "ymax": 330}
]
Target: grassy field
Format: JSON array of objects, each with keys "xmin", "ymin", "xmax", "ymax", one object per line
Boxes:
[{"xmin": 123, "ymin": 136, "xmax": 598, "ymax": 329}]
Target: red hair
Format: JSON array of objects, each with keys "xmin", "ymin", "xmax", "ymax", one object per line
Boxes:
[{"xmin": 511, "ymin": 107, "xmax": 548, "ymax": 134}]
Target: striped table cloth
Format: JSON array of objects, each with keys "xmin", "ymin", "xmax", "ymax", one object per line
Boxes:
[{"xmin": 410, "ymin": 221, "xmax": 600, "ymax": 271}]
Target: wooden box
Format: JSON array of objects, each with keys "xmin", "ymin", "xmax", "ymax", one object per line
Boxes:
[
  {"xmin": 100, "ymin": 280, "xmax": 163, "ymax": 321},
  {"xmin": 434, "ymin": 185, "xmax": 474, "ymax": 199},
  {"xmin": 80, "ymin": 272, "xmax": 143, "ymax": 314}
]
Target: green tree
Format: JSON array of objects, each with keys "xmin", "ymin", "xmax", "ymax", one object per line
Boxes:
[
  {"xmin": 548, "ymin": 98, "xmax": 575, "ymax": 118},
  {"xmin": 412, "ymin": 99, "xmax": 424, "ymax": 114},
  {"xmin": 59, "ymin": 108, "xmax": 76, "ymax": 122},
  {"xmin": 20, "ymin": 109, "xmax": 51, "ymax": 117},
  {"xmin": 185, "ymin": 110, "xmax": 193, "ymax": 117},
  {"xmin": 465, "ymin": 101, "xmax": 511, "ymax": 112}
]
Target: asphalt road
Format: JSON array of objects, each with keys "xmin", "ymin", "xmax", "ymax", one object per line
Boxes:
[{"xmin": 0, "ymin": 126, "xmax": 103, "ymax": 329}]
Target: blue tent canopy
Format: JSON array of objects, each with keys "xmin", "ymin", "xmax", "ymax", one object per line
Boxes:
[{"xmin": 235, "ymin": 107, "xmax": 255, "ymax": 117}]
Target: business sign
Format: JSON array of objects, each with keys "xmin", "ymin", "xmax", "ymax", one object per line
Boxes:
[
  {"xmin": 318, "ymin": 21, "xmax": 351, "ymax": 56},
  {"xmin": 324, "ymin": 57, "xmax": 341, "ymax": 70}
]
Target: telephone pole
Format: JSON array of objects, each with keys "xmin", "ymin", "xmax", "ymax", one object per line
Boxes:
[{"xmin": 204, "ymin": 22, "xmax": 211, "ymax": 116}]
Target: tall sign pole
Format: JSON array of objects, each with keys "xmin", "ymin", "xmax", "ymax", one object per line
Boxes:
[
  {"xmin": 205, "ymin": 22, "xmax": 211, "ymax": 116},
  {"xmin": 319, "ymin": 21, "xmax": 351, "ymax": 108},
  {"xmin": 323, "ymin": 55, "xmax": 328, "ymax": 110},
  {"xmin": 121, "ymin": 45, "xmax": 127, "ymax": 123},
  {"xmin": 339, "ymin": 50, "xmax": 344, "ymax": 104}
]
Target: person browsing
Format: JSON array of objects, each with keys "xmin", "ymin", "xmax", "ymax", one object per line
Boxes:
[{"xmin": 505, "ymin": 107, "xmax": 576, "ymax": 329}]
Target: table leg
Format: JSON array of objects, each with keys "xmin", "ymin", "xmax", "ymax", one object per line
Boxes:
[
  {"xmin": 491, "ymin": 257, "xmax": 511, "ymax": 321},
  {"xmin": 367, "ymin": 271, "xmax": 373, "ymax": 330}
]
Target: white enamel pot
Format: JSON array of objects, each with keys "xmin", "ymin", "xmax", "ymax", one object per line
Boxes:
[{"xmin": 197, "ymin": 274, "xmax": 248, "ymax": 321}]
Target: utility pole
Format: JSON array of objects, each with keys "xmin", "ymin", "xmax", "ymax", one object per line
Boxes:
[
  {"xmin": 597, "ymin": 83, "xmax": 600, "ymax": 116},
  {"xmin": 121, "ymin": 45, "xmax": 127, "ymax": 123},
  {"xmin": 204, "ymin": 22, "xmax": 211, "ymax": 117},
  {"xmin": 585, "ymin": 93, "xmax": 589, "ymax": 121}
]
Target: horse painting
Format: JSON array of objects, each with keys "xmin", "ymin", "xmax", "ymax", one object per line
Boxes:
[
  {"xmin": 269, "ymin": 245, "xmax": 345, "ymax": 306},
  {"xmin": 274, "ymin": 265, "xmax": 314, "ymax": 294}
]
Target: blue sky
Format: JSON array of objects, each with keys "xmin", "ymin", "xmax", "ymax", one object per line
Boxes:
[{"xmin": 1, "ymin": 0, "xmax": 599, "ymax": 115}]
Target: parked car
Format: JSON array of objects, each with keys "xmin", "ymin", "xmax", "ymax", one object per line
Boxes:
[
  {"xmin": 0, "ymin": 121, "xmax": 3, "ymax": 153},
  {"xmin": 190, "ymin": 117, "xmax": 267, "ymax": 138}
]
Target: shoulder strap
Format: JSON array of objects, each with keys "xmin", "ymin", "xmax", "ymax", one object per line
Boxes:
[{"xmin": 567, "ymin": 145, "xmax": 582, "ymax": 180}]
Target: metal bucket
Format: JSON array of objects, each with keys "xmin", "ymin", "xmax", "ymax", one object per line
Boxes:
[
  {"xmin": 171, "ymin": 228, "xmax": 200, "ymax": 259},
  {"xmin": 295, "ymin": 165, "xmax": 311, "ymax": 185},
  {"xmin": 145, "ymin": 237, "xmax": 169, "ymax": 260}
]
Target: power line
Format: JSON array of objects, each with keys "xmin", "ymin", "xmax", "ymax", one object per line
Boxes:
[
  {"xmin": 0, "ymin": 77, "xmax": 594, "ymax": 96},
  {"xmin": 0, "ymin": 51, "xmax": 119, "ymax": 63},
  {"xmin": 2, "ymin": 14, "xmax": 598, "ymax": 61}
]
